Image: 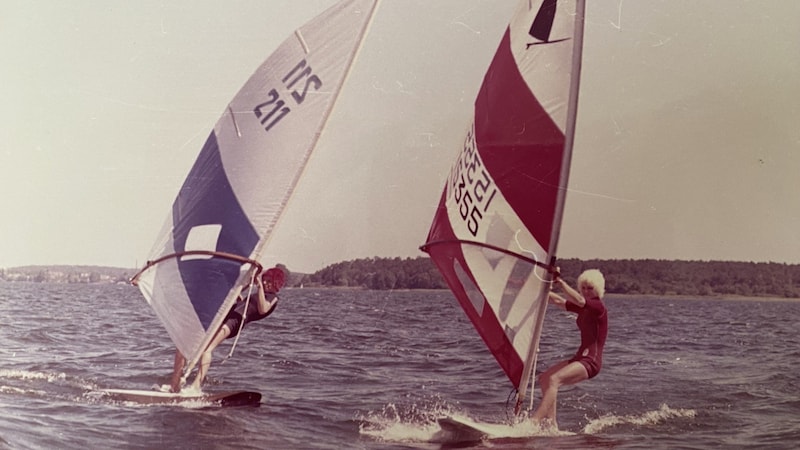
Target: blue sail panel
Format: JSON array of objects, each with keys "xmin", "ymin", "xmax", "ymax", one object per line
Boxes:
[{"xmin": 172, "ymin": 131, "xmax": 258, "ymax": 329}]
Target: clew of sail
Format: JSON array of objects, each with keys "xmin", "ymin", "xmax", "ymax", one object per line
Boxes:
[
  {"xmin": 420, "ymin": 0, "xmax": 585, "ymax": 411},
  {"xmin": 132, "ymin": 0, "xmax": 378, "ymax": 378}
]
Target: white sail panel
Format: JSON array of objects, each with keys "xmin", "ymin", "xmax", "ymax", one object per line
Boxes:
[
  {"xmin": 508, "ymin": 0, "xmax": 581, "ymax": 133},
  {"xmin": 442, "ymin": 124, "xmax": 549, "ymax": 374},
  {"xmin": 219, "ymin": 0, "xmax": 380, "ymax": 255}
]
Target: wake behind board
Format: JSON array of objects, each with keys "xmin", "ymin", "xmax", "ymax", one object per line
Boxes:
[
  {"xmin": 101, "ymin": 388, "xmax": 261, "ymax": 407},
  {"xmin": 437, "ymin": 416, "xmax": 490, "ymax": 443}
]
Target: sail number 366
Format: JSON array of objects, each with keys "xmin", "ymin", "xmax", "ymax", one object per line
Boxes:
[
  {"xmin": 253, "ymin": 59, "xmax": 322, "ymax": 132},
  {"xmin": 448, "ymin": 127, "xmax": 498, "ymax": 237}
]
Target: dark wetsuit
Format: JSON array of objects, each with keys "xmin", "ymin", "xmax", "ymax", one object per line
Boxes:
[
  {"xmin": 566, "ymin": 297, "xmax": 608, "ymax": 379},
  {"xmin": 222, "ymin": 290, "xmax": 278, "ymax": 339}
]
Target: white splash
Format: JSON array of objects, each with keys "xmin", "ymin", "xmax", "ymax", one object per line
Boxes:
[{"xmin": 583, "ymin": 403, "xmax": 697, "ymax": 434}]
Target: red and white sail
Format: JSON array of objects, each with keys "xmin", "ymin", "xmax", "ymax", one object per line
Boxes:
[{"xmin": 421, "ymin": 0, "xmax": 585, "ymax": 409}]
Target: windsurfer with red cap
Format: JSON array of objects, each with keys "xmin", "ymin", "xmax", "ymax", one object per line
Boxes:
[{"xmin": 170, "ymin": 264, "xmax": 289, "ymax": 392}]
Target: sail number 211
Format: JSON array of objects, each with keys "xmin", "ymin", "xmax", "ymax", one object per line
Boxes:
[{"xmin": 253, "ymin": 59, "xmax": 322, "ymax": 133}]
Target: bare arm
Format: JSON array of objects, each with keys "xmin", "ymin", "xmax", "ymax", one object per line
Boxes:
[
  {"xmin": 255, "ymin": 281, "xmax": 278, "ymax": 316},
  {"xmin": 548, "ymin": 291, "xmax": 568, "ymax": 310},
  {"xmin": 554, "ymin": 277, "xmax": 586, "ymax": 308}
]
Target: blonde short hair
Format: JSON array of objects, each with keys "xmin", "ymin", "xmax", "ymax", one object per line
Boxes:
[{"xmin": 577, "ymin": 269, "xmax": 605, "ymax": 298}]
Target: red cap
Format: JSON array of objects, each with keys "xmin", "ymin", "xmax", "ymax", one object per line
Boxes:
[{"xmin": 261, "ymin": 266, "xmax": 286, "ymax": 292}]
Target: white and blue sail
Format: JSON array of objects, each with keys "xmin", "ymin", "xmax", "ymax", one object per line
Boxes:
[{"xmin": 132, "ymin": 0, "xmax": 378, "ymax": 378}]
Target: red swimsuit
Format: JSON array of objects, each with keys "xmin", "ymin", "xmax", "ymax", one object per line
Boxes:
[{"xmin": 566, "ymin": 297, "xmax": 608, "ymax": 379}]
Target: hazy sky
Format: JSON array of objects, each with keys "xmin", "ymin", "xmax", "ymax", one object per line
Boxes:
[{"xmin": 2, "ymin": 0, "xmax": 798, "ymax": 272}]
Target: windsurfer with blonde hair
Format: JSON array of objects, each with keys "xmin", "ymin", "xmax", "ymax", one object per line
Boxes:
[{"xmin": 531, "ymin": 268, "xmax": 608, "ymax": 429}]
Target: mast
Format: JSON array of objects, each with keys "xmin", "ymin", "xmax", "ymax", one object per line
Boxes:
[{"xmin": 514, "ymin": 0, "xmax": 586, "ymax": 415}]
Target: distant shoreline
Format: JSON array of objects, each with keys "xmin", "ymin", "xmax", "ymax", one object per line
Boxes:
[
  {"xmin": 1, "ymin": 279, "xmax": 797, "ymax": 302},
  {"xmin": 291, "ymin": 286, "xmax": 800, "ymax": 302},
  {"xmin": 4, "ymin": 258, "xmax": 799, "ymax": 301},
  {"xmin": 606, "ymin": 293, "xmax": 800, "ymax": 303}
]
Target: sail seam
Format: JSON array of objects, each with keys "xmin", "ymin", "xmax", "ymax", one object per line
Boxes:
[
  {"xmin": 294, "ymin": 30, "xmax": 310, "ymax": 54},
  {"xmin": 227, "ymin": 106, "xmax": 241, "ymax": 137}
]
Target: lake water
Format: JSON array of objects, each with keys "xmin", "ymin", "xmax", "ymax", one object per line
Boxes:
[{"xmin": 1, "ymin": 282, "xmax": 798, "ymax": 449}]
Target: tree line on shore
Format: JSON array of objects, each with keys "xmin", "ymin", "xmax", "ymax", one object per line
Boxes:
[
  {"xmin": 4, "ymin": 257, "xmax": 798, "ymax": 298},
  {"xmin": 300, "ymin": 257, "xmax": 800, "ymax": 298},
  {"xmin": 0, "ymin": 265, "xmax": 133, "ymax": 284}
]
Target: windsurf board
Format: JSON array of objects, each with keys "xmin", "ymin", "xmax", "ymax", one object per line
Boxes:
[
  {"xmin": 437, "ymin": 416, "xmax": 491, "ymax": 442},
  {"xmin": 100, "ymin": 388, "xmax": 261, "ymax": 407}
]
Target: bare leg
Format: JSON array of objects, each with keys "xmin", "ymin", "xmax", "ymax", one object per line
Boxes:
[
  {"xmin": 531, "ymin": 360, "xmax": 569, "ymax": 426},
  {"xmin": 170, "ymin": 351, "xmax": 186, "ymax": 393},
  {"xmin": 189, "ymin": 325, "xmax": 231, "ymax": 390},
  {"xmin": 531, "ymin": 360, "xmax": 589, "ymax": 429}
]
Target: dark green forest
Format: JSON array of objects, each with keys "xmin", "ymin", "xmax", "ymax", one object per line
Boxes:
[
  {"xmin": 300, "ymin": 257, "xmax": 800, "ymax": 298},
  {"xmin": 5, "ymin": 258, "xmax": 798, "ymax": 299}
]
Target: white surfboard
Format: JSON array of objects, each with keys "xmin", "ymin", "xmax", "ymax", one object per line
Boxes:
[{"xmin": 100, "ymin": 388, "xmax": 261, "ymax": 407}]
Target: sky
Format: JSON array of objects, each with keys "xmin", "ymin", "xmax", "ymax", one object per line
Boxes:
[{"xmin": 1, "ymin": 0, "xmax": 798, "ymax": 273}]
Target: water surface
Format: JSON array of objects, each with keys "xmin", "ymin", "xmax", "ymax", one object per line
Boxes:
[{"xmin": 1, "ymin": 282, "xmax": 798, "ymax": 448}]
